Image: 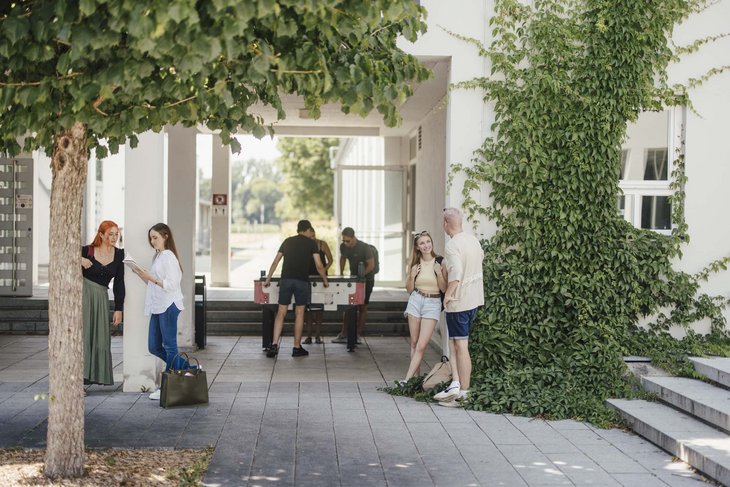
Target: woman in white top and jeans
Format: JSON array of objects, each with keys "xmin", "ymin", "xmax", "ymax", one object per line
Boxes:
[
  {"xmin": 132, "ymin": 223, "xmax": 185, "ymax": 400},
  {"xmin": 400, "ymin": 231, "xmax": 447, "ymax": 384}
]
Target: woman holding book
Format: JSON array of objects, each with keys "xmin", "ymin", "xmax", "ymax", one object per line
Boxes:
[
  {"xmin": 81, "ymin": 220, "xmax": 125, "ymax": 386},
  {"xmin": 131, "ymin": 223, "xmax": 185, "ymax": 400}
]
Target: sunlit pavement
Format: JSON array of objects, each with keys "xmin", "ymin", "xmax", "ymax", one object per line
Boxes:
[{"xmin": 0, "ymin": 335, "xmax": 708, "ymax": 486}]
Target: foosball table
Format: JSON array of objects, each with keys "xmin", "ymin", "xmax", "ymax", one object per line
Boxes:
[{"xmin": 253, "ymin": 276, "xmax": 365, "ymax": 352}]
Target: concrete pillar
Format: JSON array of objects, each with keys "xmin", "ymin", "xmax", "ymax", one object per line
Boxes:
[
  {"xmin": 83, "ymin": 149, "xmax": 97, "ymax": 243},
  {"xmin": 122, "ymin": 130, "xmax": 166, "ymax": 392},
  {"xmin": 165, "ymin": 125, "xmax": 196, "ymax": 348},
  {"xmin": 210, "ymin": 135, "xmax": 231, "ymax": 286}
]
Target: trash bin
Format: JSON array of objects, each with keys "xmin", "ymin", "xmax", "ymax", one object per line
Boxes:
[{"xmin": 194, "ymin": 275, "xmax": 207, "ymax": 350}]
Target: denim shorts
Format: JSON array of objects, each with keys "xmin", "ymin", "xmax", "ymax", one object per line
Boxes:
[
  {"xmin": 446, "ymin": 307, "xmax": 479, "ymax": 340},
  {"xmin": 404, "ymin": 291, "xmax": 442, "ymax": 321},
  {"xmin": 278, "ymin": 278, "xmax": 311, "ymax": 306}
]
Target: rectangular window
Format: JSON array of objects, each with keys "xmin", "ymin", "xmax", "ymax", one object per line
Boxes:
[
  {"xmin": 640, "ymin": 196, "xmax": 671, "ymax": 230},
  {"xmin": 619, "ymin": 149, "xmax": 629, "ymax": 180},
  {"xmin": 617, "ymin": 195, "xmax": 626, "ymax": 218},
  {"xmin": 643, "ymin": 148, "xmax": 668, "ymax": 181},
  {"xmin": 617, "ymin": 107, "xmax": 683, "ymax": 235}
]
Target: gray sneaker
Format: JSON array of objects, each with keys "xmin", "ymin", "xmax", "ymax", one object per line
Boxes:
[
  {"xmin": 331, "ymin": 334, "xmax": 347, "ymax": 344},
  {"xmin": 356, "ymin": 336, "xmax": 363, "ymax": 345}
]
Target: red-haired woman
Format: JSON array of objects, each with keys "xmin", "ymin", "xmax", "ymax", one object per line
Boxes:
[
  {"xmin": 399, "ymin": 231, "xmax": 447, "ymax": 385},
  {"xmin": 81, "ymin": 220, "xmax": 125, "ymax": 386}
]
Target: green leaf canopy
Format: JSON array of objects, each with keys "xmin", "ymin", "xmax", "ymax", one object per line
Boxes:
[{"xmin": 0, "ymin": 0, "xmax": 430, "ymax": 156}]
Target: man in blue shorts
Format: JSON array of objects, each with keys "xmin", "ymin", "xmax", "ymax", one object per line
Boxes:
[
  {"xmin": 263, "ymin": 220, "xmax": 328, "ymax": 357},
  {"xmin": 433, "ymin": 208, "xmax": 484, "ymax": 407}
]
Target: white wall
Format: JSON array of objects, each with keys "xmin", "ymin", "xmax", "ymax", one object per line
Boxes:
[
  {"xmin": 401, "ymin": 0, "xmax": 495, "ymax": 234},
  {"xmin": 100, "ymin": 150, "xmax": 125, "ymax": 240},
  {"xmin": 32, "ymin": 150, "xmax": 52, "ymax": 284},
  {"xmin": 667, "ymin": 0, "xmax": 730, "ymax": 334},
  {"xmin": 413, "ymin": 103, "xmax": 448, "ymax": 256}
]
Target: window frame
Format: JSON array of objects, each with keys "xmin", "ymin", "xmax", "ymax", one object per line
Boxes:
[{"xmin": 618, "ymin": 106, "xmax": 684, "ymax": 235}]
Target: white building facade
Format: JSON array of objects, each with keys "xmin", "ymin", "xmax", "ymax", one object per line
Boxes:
[{"xmin": 2, "ymin": 0, "xmax": 729, "ymax": 389}]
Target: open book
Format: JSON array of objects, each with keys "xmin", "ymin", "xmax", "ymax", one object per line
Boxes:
[{"xmin": 122, "ymin": 253, "xmax": 143, "ymax": 273}]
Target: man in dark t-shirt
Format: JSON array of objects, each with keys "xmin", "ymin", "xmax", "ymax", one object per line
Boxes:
[
  {"xmin": 332, "ymin": 227, "xmax": 375, "ymax": 344},
  {"xmin": 264, "ymin": 219, "xmax": 328, "ymax": 357}
]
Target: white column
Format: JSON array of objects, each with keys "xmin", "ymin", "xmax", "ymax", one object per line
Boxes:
[
  {"xmin": 122, "ymin": 130, "xmax": 166, "ymax": 392},
  {"xmin": 210, "ymin": 135, "xmax": 231, "ymax": 286},
  {"xmin": 165, "ymin": 125, "xmax": 196, "ymax": 348},
  {"xmin": 84, "ymin": 150, "xmax": 97, "ymax": 243}
]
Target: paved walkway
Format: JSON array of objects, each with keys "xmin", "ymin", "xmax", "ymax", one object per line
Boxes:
[{"xmin": 0, "ymin": 335, "xmax": 712, "ymax": 486}]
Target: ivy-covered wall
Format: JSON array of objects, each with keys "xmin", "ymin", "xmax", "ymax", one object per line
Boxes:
[{"xmin": 391, "ymin": 0, "xmax": 730, "ymax": 423}]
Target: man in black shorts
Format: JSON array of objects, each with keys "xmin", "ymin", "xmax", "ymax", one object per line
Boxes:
[
  {"xmin": 332, "ymin": 227, "xmax": 375, "ymax": 344},
  {"xmin": 264, "ymin": 220, "xmax": 328, "ymax": 357}
]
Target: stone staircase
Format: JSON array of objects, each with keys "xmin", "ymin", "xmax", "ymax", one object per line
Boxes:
[
  {"xmin": 0, "ymin": 297, "xmax": 410, "ymax": 336},
  {"xmin": 607, "ymin": 357, "xmax": 730, "ymax": 485},
  {"xmin": 0, "ymin": 297, "xmax": 49, "ymax": 334}
]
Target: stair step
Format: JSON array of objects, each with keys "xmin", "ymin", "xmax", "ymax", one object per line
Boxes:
[
  {"xmin": 641, "ymin": 376, "xmax": 730, "ymax": 432},
  {"xmin": 689, "ymin": 357, "xmax": 730, "ymax": 388},
  {"xmin": 607, "ymin": 398, "xmax": 730, "ymax": 486}
]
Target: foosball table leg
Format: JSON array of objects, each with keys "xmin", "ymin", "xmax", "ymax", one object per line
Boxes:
[
  {"xmin": 262, "ymin": 306, "xmax": 275, "ymax": 350},
  {"xmin": 345, "ymin": 307, "xmax": 358, "ymax": 352}
]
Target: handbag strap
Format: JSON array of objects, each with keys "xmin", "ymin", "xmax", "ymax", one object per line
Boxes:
[
  {"xmin": 441, "ymin": 355, "xmax": 449, "ymax": 363},
  {"xmin": 170, "ymin": 352, "xmax": 190, "ymax": 371}
]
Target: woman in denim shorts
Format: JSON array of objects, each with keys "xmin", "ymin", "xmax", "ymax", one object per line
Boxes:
[{"xmin": 399, "ymin": 231, "xmax": 447, "ymax": 384}]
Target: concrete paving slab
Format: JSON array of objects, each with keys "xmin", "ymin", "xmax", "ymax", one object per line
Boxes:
[{"xmin": 0, "ymin": 335, "xmax": 705, "ymax": 486}]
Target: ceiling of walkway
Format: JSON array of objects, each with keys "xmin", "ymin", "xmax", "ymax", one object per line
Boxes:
[{"xmin": 248, "ymin": 56, "xmax": 450, "ymax": 138}]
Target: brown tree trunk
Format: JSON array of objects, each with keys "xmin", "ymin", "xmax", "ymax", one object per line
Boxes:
[{"xmin": 44, "ymin": 122, "xmax": 88, "ymax": 479}]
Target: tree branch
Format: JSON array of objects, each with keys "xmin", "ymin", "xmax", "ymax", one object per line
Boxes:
[
  {"xmin": 92, "ymin": 96, "xmax": 108, "ymax": 116},
  {"xmin": 0, "ymin": 72, "xmax": 82, "ymax": 87},
  {"xmin": 278, "ymin": 69, "xmax": 322, "ymax": 74}
]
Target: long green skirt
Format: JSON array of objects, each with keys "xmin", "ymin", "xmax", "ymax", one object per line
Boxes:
[{"xmin": 83, "ymin": 278, "xmax": 114, "ymax": 385}]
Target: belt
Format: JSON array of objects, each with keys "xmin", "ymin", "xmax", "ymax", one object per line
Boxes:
[{"xmin": 414, "ymin": 288, "xmax": 441, "ymax": 299}]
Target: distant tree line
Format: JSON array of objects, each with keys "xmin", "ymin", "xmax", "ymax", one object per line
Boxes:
[{"xmin": 199, "ymin": 137, "xmax": 340, "ymax": 225}]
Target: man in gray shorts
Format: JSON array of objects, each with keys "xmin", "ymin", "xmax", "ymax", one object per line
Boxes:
[
  {"xmin": 263, "ymin": 220, "xmax": 329, "ymax": 357},
  {"xmin": 433, "ymin": 208, "xmax": 484, "ymax": 407}
]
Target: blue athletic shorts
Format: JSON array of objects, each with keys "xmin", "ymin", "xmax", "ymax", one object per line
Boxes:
[
  {"xmin": 278, "ymin": 278, "xmax": 311, "ymax": 306},
  {"xmin": 446, "ymin": 308, "xmax": 478, "ymax": 340}
]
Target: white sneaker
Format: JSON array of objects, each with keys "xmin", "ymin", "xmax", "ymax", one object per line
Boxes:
[
  {"xmin": 433, "ymin": 382, "xmax": 460, "ymax": 402},
  {"xmin": 331, "ymin": 334, "xmax": 347, "ymax": 344},
  {"xmin": 439, "ymin": 390, "xmax": 468, "ymax": 408},
  {"xmin": 148, "ymin": 389, "xmax": 160, "ymax": 400}
]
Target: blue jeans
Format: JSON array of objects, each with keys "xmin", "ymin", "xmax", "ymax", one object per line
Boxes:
[{"xmin": 148, "ymin": 303, "xmax": 185, "ymax": 371}]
